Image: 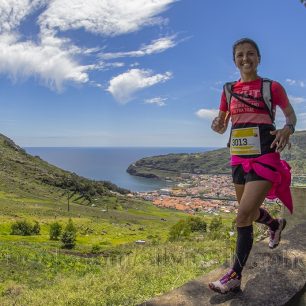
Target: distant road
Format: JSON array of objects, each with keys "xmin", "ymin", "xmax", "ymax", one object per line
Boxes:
[{"xmin": 197, "ymin": 196, "xmax": 237, "ymax": 202}]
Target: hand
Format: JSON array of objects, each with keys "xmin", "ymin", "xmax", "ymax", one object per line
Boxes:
[
  {"xmin": 211, "ymin": 116, "xmax": 227, "ymax": 134},
  {"xmin": 270, "ymin": 126, "xmax": 292, "ymax": 152}
]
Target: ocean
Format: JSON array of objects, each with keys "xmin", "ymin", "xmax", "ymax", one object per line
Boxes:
[{"xmin": 24, "ymin": 147, "xmax": 215, "ymax": 192}]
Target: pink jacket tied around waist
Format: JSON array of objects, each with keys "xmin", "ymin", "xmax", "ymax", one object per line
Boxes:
[{"xmin": 231, "ymin": 152, "xmax": 293, "ymax": 214}]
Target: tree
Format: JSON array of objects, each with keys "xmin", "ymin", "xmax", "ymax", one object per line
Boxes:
[
  {"xmin": 11, "ymin": 220, "xmax": 33, "ymax": 236},
  {"xmin": 301, "ymin": 0, "xmax": 306, "ymax": 7},
  {"xmin": 32, "ymin": 221, "xmax": 41, "ymax": 235},
  {"xmin": 49, "ymin": 222, "xmax": 62, "ymax": 240},
  {"xmin": 11, "ymin": 220, "xmax": 41, "ymax": 236},
  {"xmin": 168, "ymin": 216, "xmax": 208, "ymax": 241},
  {"xmin": 61, "ymin": 219, "xmax": 77, "ymax": 249},
  {"xmin": 168, "ymin": 220, "xmax": 191, "ymax": 241},
  {"xmin": 209, "ymin": 216, "xmax": 223, "ymax": 232},
  {"xmin": 188, "ymin": 216, "xmax": 207, "ymax": 232}
]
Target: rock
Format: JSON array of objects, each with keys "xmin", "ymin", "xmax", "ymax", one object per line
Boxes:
[
  {"xmin": 135, "ymin": 240, "xmax": 146, "ymax": 245},
  {"xmin": 139, "ymin": 222, "xmax": 306, "ymax": 306}
]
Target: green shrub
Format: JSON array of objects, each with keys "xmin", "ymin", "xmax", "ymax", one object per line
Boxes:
[
  {"xmin": 49, "ymin": 222, "xmax": 62, "ymax": 240},
  {"xmin": 147, "ymin": 234, "xmax": 161, "ymax": 245},
  {"xmin": 10, "ymin": 220, "xmax": 40, "ymax": 236},
  {"xmin": 91, "ymin": 244, "xmax": 101, "ymax": 254},
  {"xmin": 114, "ymin": 204, "xmax": 123, "ymax": 211},
  {"xmin": 61, "ymin": 219, "xmax": 77, "ymax": 249},
  {"xmin": 168, "ymin": 219, "xmax": 191, "ymax": 241},
  {"xmin": 209, "ymin": 216, "xmax": 223, "ymax": 232},
  {"xmin": 32, "ymin": 221, "xmax": 41, "ymax": 235},
  {"xmin": 187, "ymin": 216, "xmax": 207, "ymax": 232},
  {"xmin": 168, "ymin": 216, "xmax": 208, "ymax": 242},
  {"xmin": 207, "ymin": 228, "xmax": 229, "ymax": 240}
]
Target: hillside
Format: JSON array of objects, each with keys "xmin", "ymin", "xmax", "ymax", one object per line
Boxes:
[
  {"xmin": 127, "ymin": 130, "xmax": 306, "ymax": 180},
  {"xmin": 0, "ymin": 132, "xmax": 189, "ymax": 237},
  {"xmin": 0, "ymin": 133, "xmax": 202, "ymax": 305},
  {"xmin": 0, "ymin": 133, "xmax": 129, "ymax": 204}
]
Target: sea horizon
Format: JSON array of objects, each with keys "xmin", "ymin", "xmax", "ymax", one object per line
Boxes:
[{"xmin": 24, "ymin": 146, "xmax": 220, "ymax": 149}]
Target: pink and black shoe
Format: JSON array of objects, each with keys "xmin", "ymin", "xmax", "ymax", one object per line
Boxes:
[
  {"xmin": 269, "ymin": 218, "xmax": 287, "ymax": 249},
  {"xmin": 209, "ymin": 269, "xmax": 241, "ymax": 294}
]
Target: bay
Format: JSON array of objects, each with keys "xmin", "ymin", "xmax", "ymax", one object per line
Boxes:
[{"xmin": 24, "ymin": 147, "xmax": 215, "ymax": 192}]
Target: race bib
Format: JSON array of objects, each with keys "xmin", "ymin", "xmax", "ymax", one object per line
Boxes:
[{"xmin": 230, "ymin": 127, "xmax": 261, "ymax": 155}]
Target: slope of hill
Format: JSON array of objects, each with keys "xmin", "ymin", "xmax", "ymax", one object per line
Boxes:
[
  {"xmin": 0, "ymin": 133, "xmax": 128, "ymax": 204},
  {"xmin": 127, "ymin": 130, "xmax": 306, "ymax": 179},
  {"xmin": 0, "ymin": 132, "xmax": 189, "ymax": 241},
  {"xmin": 0, "ymin": 133, "xmax": 196, "ymax": 305}
]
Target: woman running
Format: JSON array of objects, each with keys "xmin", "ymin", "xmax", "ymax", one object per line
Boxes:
[{"xmin": 209, "ymin": 38, "xmax": 297, "ymax": 294}]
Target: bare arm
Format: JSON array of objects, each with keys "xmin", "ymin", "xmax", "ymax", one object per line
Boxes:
[
  {"xmin": 211, "ymin": 111, "xmax": 230, "ymax": 134},
  {"xmin": 270, "ymin": 103, "xmax": 297, "ymax": 152}
]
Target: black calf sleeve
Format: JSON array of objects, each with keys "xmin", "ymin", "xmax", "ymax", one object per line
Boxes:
[
  {"xmin": 233, "ymin": 225, "xmax": 253, "ymax": 276},
  {"xmin": 256, "ymin": 208, "xmax": 279, "ymax": 231}
]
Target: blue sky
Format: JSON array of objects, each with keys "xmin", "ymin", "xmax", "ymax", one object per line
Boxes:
[{"xmin": 1, "ymin": 0, "xmax": 305, "ymax": 147}]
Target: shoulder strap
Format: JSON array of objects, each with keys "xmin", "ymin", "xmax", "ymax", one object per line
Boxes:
[
  {"xmin": 224, "ymin": 81, "xmax": 236, "ymax": 110},
  {"xmin": 261, "ymin": 78, "xmax": 275, "ymax": 123},
  {"xmin": 224, "ymin": 82, "xmax": 235, "ymax": 148}
]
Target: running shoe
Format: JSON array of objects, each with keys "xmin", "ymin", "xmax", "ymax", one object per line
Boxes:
[
  {"xmin": 269, "ymin": 218, "xmax": 287, "ymax": 249},
  {"xmin": 208, "ymin": 269, "xmax": 241, "ymax": 294}
]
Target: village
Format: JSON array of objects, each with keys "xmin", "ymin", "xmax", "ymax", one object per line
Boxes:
[{"xmin": 135, "ymin": 174, "xmax": 239, "ymax": 215}]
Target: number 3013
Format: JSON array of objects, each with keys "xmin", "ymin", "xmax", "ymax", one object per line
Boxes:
[{"xmin": 232, "ymin": 138, "xmax": 247, "ymax": 146}]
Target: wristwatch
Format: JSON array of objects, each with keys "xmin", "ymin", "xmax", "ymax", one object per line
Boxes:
[{"xmin": 285, "ymin": 124, "xmax": 295, "ymax": 134}]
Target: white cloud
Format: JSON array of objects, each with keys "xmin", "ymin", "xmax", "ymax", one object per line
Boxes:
[
  {"xmin": 100, "ymin": 36, "xmax": 177, "ymax": 59},
  {"xmin": 286, "ymin": 78, "xmax": 296, "ymax": 86},
  {"xmin": 0, "ymin": 33, "xmax": 88, "ymax": 91},
  {"xmin": 0, "ymin": 0, "xmax": 177, "ymax": 91},
  {"xmin": 286, "ymin": 78, "xmax": 305, "ymax": 88},
  {"xmin": 210, "ymin": 86, "xmax": 222, "ymax": 93},
  {"xmin": 86, "ymin": 61, "xmax": 125, "ymax": 71},
  {"xmin": 39, "ymin": 0, "xmax": 176, "ymax": 36},
  {"xmin": 0, "ymin": 1, "xmax": 89, "ymax": 90},
  {"xmin": 130, "ymin": 62, "xmax": 140, "ymax": 67},
  {"xmin": 107, "ymin": 68, "xmax": 172, "ymax": 103},
  {"xmin": 145, "ymin": 97, "xmax": 167, "ymax": 106},
  {"xmin": 195, "ymin": 109, "xmax": 218, "ymax": 119},
  {"xmin": 288, "ymin": 95, "xmax": 306, "ymax": 105},
  {"xmin": 0, "ymin": 0, "xmax": 47, "ymax": 33},
  {"xmin": 108, "ymin": 62, "xmax": 125, "ymax": 68}
]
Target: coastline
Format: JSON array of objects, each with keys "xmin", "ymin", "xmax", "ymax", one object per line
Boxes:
[{"xmin": 25, "ymin": 146, "xmax": 214, "ymax": 192}]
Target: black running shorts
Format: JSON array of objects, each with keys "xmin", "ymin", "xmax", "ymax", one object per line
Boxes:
[{"xmin": 231, "ymin": 164, "xmax": 275, "ymax": 185}]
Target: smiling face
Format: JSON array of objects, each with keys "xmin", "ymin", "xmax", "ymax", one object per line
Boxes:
[{"xmin": 234, "ymin": 43, "xmax": 260, "ymax": 81}]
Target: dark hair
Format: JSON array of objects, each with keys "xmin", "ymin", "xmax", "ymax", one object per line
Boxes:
[{"xmin": 232, "ymin": 38, "xmax": 261, "ymax": 62}]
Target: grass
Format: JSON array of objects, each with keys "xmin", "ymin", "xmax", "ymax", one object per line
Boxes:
[
  {"xmin": 0, "ymin": 195, "xmax": 287, "ymax": 303},
  {"xmin": 0, "ymin": 238, "xmax": 231, "ymax": 305},
  {"xmin": 0, "ymin": 186, "xmax": 238, "ymax": 305}
]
